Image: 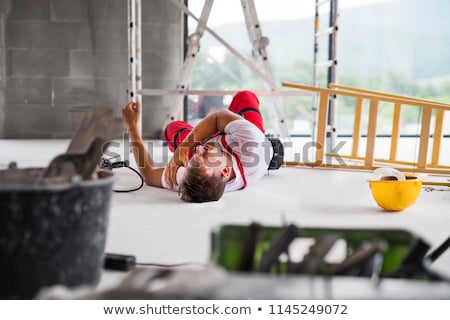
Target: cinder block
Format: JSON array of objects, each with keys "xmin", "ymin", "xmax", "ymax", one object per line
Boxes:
[
  {"xmin": 7, "ymin": 22, "xmax": 39, "ymax": 48},
  {"xmin": 142, "ymin": 78, "xmax": 178, "ymax": 92},
  {"xmin": 94, "ymin": 50, "xmax": 127, "ymax": 78},
  {"xmin": 0, "ymin": 0, "xmax": 11, "ymax": 16},
  {"xmin": 141, "ymin": 51, "xmax": 181, "ymax": 82},
  {"xmin": 93, "ymin": 23, "xmax": 126, "ymax": 50},
  {"xmin": 50, "ymin": 22, "xmax": 91, "ymax": 50},
  {"xmin": 0, "ymin": 108, "xmax": 4, "ymax": 137},
  {"xmin": 51, "ymin": 0, "xmax": 88, "ymax": 23},
  {"xmin": 5, "ymin": 77, "xmax": 51, "ymax": 104},
  {"xmin": 51, "ymin": 77, "xmax": 126, "ymax": 110},
  {"xmin": 6, "ymin": 22, "xmax": 52, "ymax": 49},
  {"xmin": 6, "ymin": 21, "xmax": 91, "ymax": 49},
  {"xmin": 94, "ymin": 79, "xmax": 127, "ymax": 108},
  {"xmin": 51, "ymin": 78, "xmax": 96, "ymax": 107},
  {"xmin": 91, "ymin": 0, "xmax": 126, "ymax": 23},
  {"xmin": 141, "ymin": 97, "xmax": 170, "ymax": 139},
  {"xmin": 7, "ymin": 0, "xmax": 50, "ymax": 21},
  {"xmin": 141, "ymin": 23, "xmax": 181, "ymax": 52},
  {"xmin": 70, "ymin": 50, "xmax": 95, "ymax": 78},
  {"xmin": 4, "ymin": 104, "xmax": 70, "ymax": 138},
  {"xmin": 143, "ymin": 0, "xmax": 180, "ymax": 24},
  {"xmin": 7, "ymin": 49, "xmax": 70, "ymax": 77}
]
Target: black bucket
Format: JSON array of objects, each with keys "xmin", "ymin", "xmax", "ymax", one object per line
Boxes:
[{"xmin": 0, "ymin": 167, "xmax": 114, "ymax": 299}]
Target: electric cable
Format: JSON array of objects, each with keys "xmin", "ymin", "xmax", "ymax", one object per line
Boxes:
[
  {"xmin": 135, "ymin": 262, "xmax": 209, "ymax": 268},
  {"xmin": 100, "ymin": 157, "xmax": 144, "ymax": 193},
  {"xmin": 104, "ymin": 253, "xmax": 209, "ymax": 271}
]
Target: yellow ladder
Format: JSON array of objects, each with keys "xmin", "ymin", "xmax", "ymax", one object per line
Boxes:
[{"xmin": 282, "ymin": 81, "xmax": 450, "ymax": 175}]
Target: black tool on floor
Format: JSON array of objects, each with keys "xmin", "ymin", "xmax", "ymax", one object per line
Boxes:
[
  {"xmin": 237, "ymin": 222, "xmax": 262, "ymax": 271},
  {"xmin": 326, "ymin": 240, "xmax": 388, "ymax": 277},
  {"xmin": 426, "ymin": 235, "xmax": 450, "ymax": 263},
  {"xmin": 266, "ymin": 135, "xmax": 284, "ymax": 170},
  {"xmin": 292, "ymin": 234, "xmax": 340, "ymax": 274},
  {"xmin": 388, "ymin": 237, "xmax": 449, "ymax": 281},
  {"xmin": 390, "ymin": 238, "xmax": 431, "ymax": 279},
  {"xmin": 257, "ymin": 224, "xmax": 299, "ymax": 272},
  {"xmin": 104, "ymin": 253, "xmax": 137, "ymax": 271},
  {"xmin": 100, "ymin": 158, "xmax": 144, "ymax": 192}
]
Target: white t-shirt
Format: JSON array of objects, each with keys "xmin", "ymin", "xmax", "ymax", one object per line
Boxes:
[{"xmin": 161, "ymin": 119, "xmax": 272, "ymax": 192}]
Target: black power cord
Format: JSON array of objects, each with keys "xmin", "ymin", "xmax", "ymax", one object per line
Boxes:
[
  {"xmin": 103, "ymin": 253, "xmax": 208, "ymax": 271},
  {"xmin": 100, "ymin": 158, "xmax": 144, "ymax": 193}
]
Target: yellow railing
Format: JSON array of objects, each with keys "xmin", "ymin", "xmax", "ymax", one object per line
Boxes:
[{"xmin": 281, "ymin": 82, "xmax": 450, "ymax": 175}]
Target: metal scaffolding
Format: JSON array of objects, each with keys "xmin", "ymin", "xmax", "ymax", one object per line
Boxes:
[
  {"xmin": 313, "ymin": 0, "xmax": 339, "ymax": 151},
  {"xmin": 128, "ymin": 0, "xmax": 320, "ymax": 139}
]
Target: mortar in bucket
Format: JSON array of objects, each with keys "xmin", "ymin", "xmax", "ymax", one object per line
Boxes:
[
  {"xmin": 0, "ymin": 107, "xmax": 121, "ymax": 299},
  {"xmin": 0, "ymin": 166, "xmax": 114, "ymax": 299}
]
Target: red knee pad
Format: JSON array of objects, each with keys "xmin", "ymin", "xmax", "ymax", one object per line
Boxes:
[
  {"xmin": 228, "ymin": 90, "xmax": 264, "ymax": 133},
  {"xmin": 164, "ymin": 120, "xmax": 193, "ymax": 153}
]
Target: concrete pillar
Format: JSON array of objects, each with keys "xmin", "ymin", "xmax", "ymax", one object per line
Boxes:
[{"xmin": 140, "ymin": 0, "xmax": 183, "ymax": 138}]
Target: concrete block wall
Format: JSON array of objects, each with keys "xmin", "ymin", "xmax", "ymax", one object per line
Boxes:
[
  {"xmin": 0, "ymin": 0, "xmax": 182, "ymax": 138},
  {"xmin": 0, "ymin": 0, "xmax": 8, "ymax": 138},
  {"xmin": 140, "ymin": 0, "xmax": 183, "ymax": 138}
]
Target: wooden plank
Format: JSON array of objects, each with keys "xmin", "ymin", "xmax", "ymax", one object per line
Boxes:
[
  {"xmin": 417, "ymin": 108, "xmax": 432, "ymax": 169},
  {"xmin": 431, "ymin": 109, "xmax": 444, "ymax": 166},
  {"xmin": 330, "ymin": 83, "xmax": 450, "ymax": 108},
  {"xmin": 283, "ymin": 82, "xmax": 450, "ymax": 111},
  {"xmin": 314, "ymin": 91, "xmax": 329, "ymax": 166},
  {"xmin": 390, "ymin": 103, "xmax": 401, "ymax": 161},
  {"xmin": 352, "ymin": 97, "xmax": 363, "ymax": 157},
  {"xmin": 365, "ymin": 99, "xmax": 379, "ymax": 167}
]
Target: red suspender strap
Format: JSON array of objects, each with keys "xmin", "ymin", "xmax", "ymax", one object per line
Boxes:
[{"xmin": 221, "ymin": 135, "xmax": 247, "ymax": 188}]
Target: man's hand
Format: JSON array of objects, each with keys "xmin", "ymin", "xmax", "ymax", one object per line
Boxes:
[
  {"xmin": 163, "ymin": 109, "xmax": 242, "ymax": 189},
  {"xmin": 165, "ymin": 146, "xmax": 189, "ymax": 189},
  {"xmin": 121, "ymin": 101, "xmax": 140, "ymax": 131},
  {"xmin": 120, "ymin": 100, "xmax": 165, "ymax": 188}
]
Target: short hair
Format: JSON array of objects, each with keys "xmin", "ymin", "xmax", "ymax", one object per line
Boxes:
[{"xmin": 179, "ymin": 165, "xmax": 226, "ymax": 203}]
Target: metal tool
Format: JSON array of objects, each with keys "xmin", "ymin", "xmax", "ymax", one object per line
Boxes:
[
  {"xmin": 38, "ymin": 107, "xmax": 122, "ymax": 184},
  {"xmin": 326, "ymin": 240, "xmax": 388, "ymax": 276},
  {"xmin": 291, "ymin": 234, "xmax": 340, "ymax": 274},
  {"xmin": 257, "ymin": 224, "xmax": 300, "ymax": 273},
  {"xmin": 237, "ymin": 222, "xmax": 262, "ymax": 272}
]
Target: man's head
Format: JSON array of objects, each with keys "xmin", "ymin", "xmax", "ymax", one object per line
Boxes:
[{"xmin": 179, "ymin": 142, "xmax": 233, "ymax": 202}]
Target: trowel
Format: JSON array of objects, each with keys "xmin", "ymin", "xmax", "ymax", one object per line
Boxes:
[{"xmin": 38, "ymin": 107, "xmax": 122, "ymax": 183}]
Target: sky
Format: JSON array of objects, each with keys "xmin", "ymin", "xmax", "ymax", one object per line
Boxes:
[{"xmin": 188, "ymin": 0, "xmax": 395, "ymax": 27}]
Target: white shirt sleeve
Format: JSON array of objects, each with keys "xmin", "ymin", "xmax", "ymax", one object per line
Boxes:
[{"xmin": 217, "ymin": 119, "xmax": 272, "ymax": 189}]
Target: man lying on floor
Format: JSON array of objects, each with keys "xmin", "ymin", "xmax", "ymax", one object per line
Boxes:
[{"xmin": 121, "ymin": 90, "xmax": 272, "ymax": 203}]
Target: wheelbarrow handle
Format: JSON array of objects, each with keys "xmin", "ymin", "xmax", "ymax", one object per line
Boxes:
[{"xmin": 427, "ymin": 236, "xmax": 450, "ymax": 263}]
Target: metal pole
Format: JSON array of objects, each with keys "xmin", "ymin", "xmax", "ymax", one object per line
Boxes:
[
  {"xmin": 164, "ymin": 0, "xmax": 215, "ymax": 127},
  {"xmin": 169, "ymin": 0, "xmax": 279, "ymax": 88},
  {"xmin": 241, "ymin": 0, "xmax": 290, "ymax": 139},
  {"xmin": 312, "ymin": 0, "xmax": 320, "ymax": 148},
  {"xmin": 128, "ymin": 0, "xmax": 136, "ymax": 102},
  {"xmin": 136, "ymin": 0, "xmax": 142, "ymax": 130},
  {"xmin": 326, "ymin": 0, "xmax": 338, "ymax": 153},
  {"xmin": 182, "ymin": 0, "xmax": 189, "ymax": 121}
]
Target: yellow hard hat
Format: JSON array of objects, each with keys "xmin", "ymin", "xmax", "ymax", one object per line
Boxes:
[{"xmin": 368, "ymin": 175, "xmax": 423, "ymax": 211}]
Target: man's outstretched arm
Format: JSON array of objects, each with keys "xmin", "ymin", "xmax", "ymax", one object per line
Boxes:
[{"xmin": 122, "ymin": 101, "xmax": 164, "ymax": 187}]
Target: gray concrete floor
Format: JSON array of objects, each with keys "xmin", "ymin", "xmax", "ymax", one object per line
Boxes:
[{"xmin": 2, "ymin": 139, "xmax": 450, "ymax": 297}]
